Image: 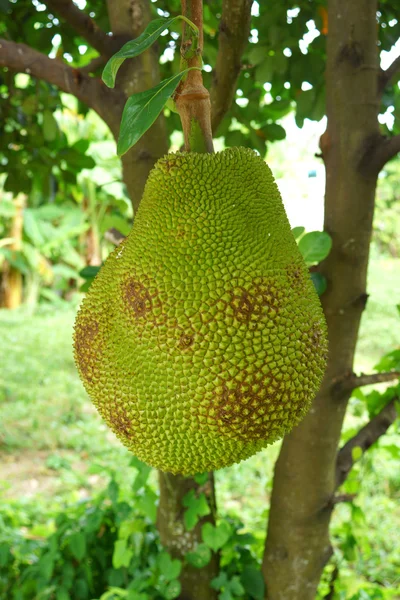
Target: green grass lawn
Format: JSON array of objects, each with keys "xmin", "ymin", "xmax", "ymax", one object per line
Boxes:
[{"xmin": 0, "ymin": 257, "xmax": 399, "ymax": 593}]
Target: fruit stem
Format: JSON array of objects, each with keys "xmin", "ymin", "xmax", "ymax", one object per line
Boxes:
[{"xmin": 175, "ymin": 0, "xmax": 214, "ymax": 153}]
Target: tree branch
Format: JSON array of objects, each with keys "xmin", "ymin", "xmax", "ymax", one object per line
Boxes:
[
  {"xmin": 0, "ymin": 38, "xmax": 124, "ymax": 137},
  {"xmin": 359, "ymin": 132, "xmax": 400, "ymax": 174},
  {"xmin": 333, "ymin": 370, "xmax": 400, "ymax": 394},
  {"xmin": 378, "ymin": 52, "xmax": 400, "ymax": 94},
  {"xmin": 43, "ymin": 0, "xmax": 116, "ymax": 56},
  {"xmin": 79, "ymin": 55, "xmax": 108, "ymax": 75},
  {"xmin": 210, "ymin": 0, "xmax": 253, "ymax": 134},
  {"xmin": 335, "ymin": 397, "xmax": 398, "ymax": 489}
]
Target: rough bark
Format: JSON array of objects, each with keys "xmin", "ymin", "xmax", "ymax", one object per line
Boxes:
[{"xmin": 262, "ymin": 2, "xmax": 381, "ymax": 598}]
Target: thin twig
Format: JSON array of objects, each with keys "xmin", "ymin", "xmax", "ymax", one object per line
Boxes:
[
  {"xmin": 43, "ymin": 0, "xmax": 116, "ymax": 56},
  {"xmin": 333, "ymin": 370, "xmax": 400, "ymax": 394},
  {"xmin": 378, "ymin": 53, "xmax": 400, "ymax": 94},
  {"xmin": 335, "ymin": 397, "xmax": 398, "ymax": 489}
]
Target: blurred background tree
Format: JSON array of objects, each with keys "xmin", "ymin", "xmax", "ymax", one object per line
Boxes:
[{"xmin": 0, "ymin": 1, "xmax": 400, "ymax": 599}]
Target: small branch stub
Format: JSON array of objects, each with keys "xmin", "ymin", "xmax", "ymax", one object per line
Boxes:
[{"xmin": 175, "ymin": 0, "xmax": 214, "ymax": 153}]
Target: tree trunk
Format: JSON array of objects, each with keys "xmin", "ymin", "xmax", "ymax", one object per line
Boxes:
[
  {"xmin": 2, "ymin": 194, "xmax": 25, "ymax": 309},
  {"xmin": 157, "ymin": 472, "xmax": 218, "ymax": 600},
  {"xmin": 262, "ymin": 1, "xmax": 380, "ymax": 598}
]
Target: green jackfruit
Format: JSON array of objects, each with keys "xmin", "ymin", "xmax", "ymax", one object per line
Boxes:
[{"xmin": 74, "ymin": 147, "xmax": 327, "ymax": 475}]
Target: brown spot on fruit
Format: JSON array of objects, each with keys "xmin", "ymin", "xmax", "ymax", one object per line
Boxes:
[
  {"xmin": 214, "ymin": 377, "xmax": 287, "ymax": 441},
  {"xmin": 123, "ymin": 278, "xmax": 153, "ymax": 317},
  {"xmin": 285, "ymin": 264, "xmax": 307, "ymax": 294},
  {"xmin": 109, "ymin": 410, "xmax": 133, "ymax": 437},
  {"xmin": 74, "ymin": 317, "xmax": 101, "ymax": 384},
  {"xmin": 179, "ymin": 333, "xmax": 194, "ymax": 349},
  {"xmin": 230, "ymin": 289, "xmax": 255, "ymax": 322},
  {"xmin": 228, "ymin": 278, "xmax": 282, "ymax": 324}
]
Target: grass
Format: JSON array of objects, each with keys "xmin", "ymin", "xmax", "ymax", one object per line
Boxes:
[{"xmin": 0, "ymin": 257, "xmax": 399, "ymax": 592}]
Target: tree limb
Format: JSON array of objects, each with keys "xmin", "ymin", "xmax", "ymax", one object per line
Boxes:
[
  {"xmin": 210, "ymin": 0, "xmax": 253, "ymax": 134},
  {"xmin": 79, "ymin": 55, "xmax": 108, "ymax": 75},
  {"xmin": 333, "ymin": 370, "xmax": 400, "ymax": 394},
  {"xmin": 359, "ymin": 132, "xmax": 400, "ymax": 174},
  {"xmin": 0, "ymin": 38, "xmax": 124, "ymax": 136},
  {"xmin": 335, "ymin": 397, "xmax": 398, "ymax": 489},
  {"xmin": 43, "ymin": 0, "xmax": 116, "ymax": 56},
  {"xmin": 331, "ymin": 493, "xmax": 357, "ymax": 505},
  {"xmin": 378, "ymin": 52, "xmax": 400, "ymax": 94}
]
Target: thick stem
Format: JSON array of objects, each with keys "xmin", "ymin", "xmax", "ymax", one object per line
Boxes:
[{"xmin": 175, "ymin": 0, "xmax": 213, "ymax": 153}]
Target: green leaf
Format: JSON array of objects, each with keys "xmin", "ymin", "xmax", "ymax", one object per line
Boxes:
[
  {"xmin": 79, "ymin": 265, "xmax": 101, "ymax": 279},
  {"xmin": 43, "ymin": 110, "xmax": 58, "ymax": 142},
  {"xmin": 248, "ymin": 45, "xmax": 268, "ymax": 66},
  {"xmin": 56, "ymin": 589, "xmax": 71, "ymax": 600},
  {"xmin": 229, "ymin": 576, "xmax": 245, "ymax": 596},
  {"xmin": 374, "ymin": 349, "xmax": 400, "ymax": 373},
  {"xmin": 137, "ymin": 488, "xmax": 157, "ymax": 522},
  {"xmin": 112, "ymin": 539, "xmax": 134, "ymax": 569},
  {"xmin": 202, "ymin": 521, "xmax": 231, "ymax": 552},
  {"xmin": 194, "ymin": 472, "xmax": 209, "ymax": 485},
  {"xmin": 103, "ymin": 17, "xmax": 198, "ymax": 88},
  {"xmin": 0, "ymin": 248, "xmax": 29, "ymax": 274},
  {"xmin": 0, "ymin": 544, "xmax": 11, "ymax": 567},
  {"xmin": 158, "ymin": 552, "xmax": 182, "ymax": 581},
  {"xmin": 185, "ymin": 543, "xmax": 212, "ymax": 568},
  {"xmin": 219, "ymin": 591, "xmax": 234, "ymax": 600},
  {"xmin": 310, "ymin": 272, "xmax": 327, "ymax": 296},
  {"xmin": 351, "ymin": 446, "xmax": 363, "ymax": 461},
  {"xmin": 68, "ymin": 532, "xmax": 86, "ymax": 561},
  {"xmin": 164, "ymin": 580, "xmax": 181, "ymax": 600},
  {"xmin": 291, "ymin": 226, "xmax": 305, "ymax": 240},
  {"xmin": 298, "ymin": 231, "xmax": 332, "ymax": 265},
  {"xmin": 24, "ymin": 208, "xmax": 45, "ymax": 247},
  {"xmin": 117, "ymin": 69, "xmax": 197, "ymax": 156},
  {"xmin": 183, "ymin": 491, "xmax": 211, "ymax": 530},
  {"xmin": 261, "ymin": 123, "xmax": 286, "ymax": 141},
  {"xmin": 211, "ymin": 571, "xmax": 229, "ymax": 590},
  {"xmin": 241, "ymin": 566, "xmax": 265, "ymax": 600},
  {"xmin": 79, "ymin": 279, "xmax": 94, "ymax": 293}
]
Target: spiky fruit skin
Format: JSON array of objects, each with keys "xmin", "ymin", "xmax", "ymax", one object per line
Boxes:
[{"xmin": 74, "ymin": 148, "xmax": 328, "ymax": 475}]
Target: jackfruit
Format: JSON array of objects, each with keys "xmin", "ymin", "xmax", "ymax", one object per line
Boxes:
[{"xmin": 74, "ymin": 147, "xmax": 327, "ymax": 475}]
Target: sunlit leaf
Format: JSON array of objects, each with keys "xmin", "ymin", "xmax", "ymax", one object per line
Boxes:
[
  {"xmin": 117, "ymin": 69, "xmax": 196, "ymax": 156},
  {"xmin": 298, "ymin": 231, "xmax": 332, "ymax": 265},
  {"xmin": 103, "ymin": 17, "xmax": 198, "ymax": 88}
]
